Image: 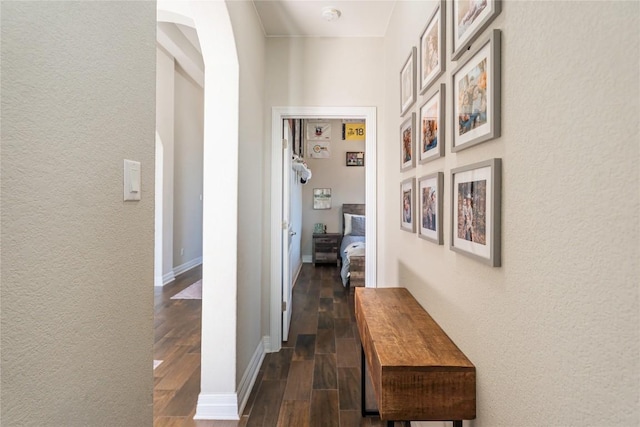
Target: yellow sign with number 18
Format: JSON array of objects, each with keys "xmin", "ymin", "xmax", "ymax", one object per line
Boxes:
[{"xmin": 344, "ymin": 123, "xmax": 365, "ymax": 141}]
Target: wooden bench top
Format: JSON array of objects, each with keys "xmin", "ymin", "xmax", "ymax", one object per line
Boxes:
[{"xmin": 355, "ymin": 287, "xmax": 476, "ymax": 421}]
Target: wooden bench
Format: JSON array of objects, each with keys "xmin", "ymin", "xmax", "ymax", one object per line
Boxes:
[{"xmin": 354, "ymin": 287, "xmax": 476, "ymax": 426}]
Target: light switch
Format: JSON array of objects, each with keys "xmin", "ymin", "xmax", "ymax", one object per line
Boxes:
[{"xmin": 124, "ymin": 159, "xmax": 141, "ymax": 201}]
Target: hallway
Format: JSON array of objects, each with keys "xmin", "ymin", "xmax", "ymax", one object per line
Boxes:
[{"xmin": 153, "ymin": 264, "xmax": 387, "ymax": 427}]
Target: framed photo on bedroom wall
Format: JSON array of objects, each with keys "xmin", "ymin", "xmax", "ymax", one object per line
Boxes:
[
  {"xmin": 419, "ymin": 84, "xmax": 445, "ymax": 163},
  {"xmin": 418, "ymin": 172, "xmax": 443, "ymax": 244},
  {"xmin": 450, "ymin": 158, "xmax": 501, "ymax": 266},
  {"xmin": 400, "ymin": 47, "xmax": 417, "ymax": 116},
  {"xmin": 400, "ymin": 113, "xmax": 416, "ymax": 171},
  {"xmin": 419, "ymin": 0, "xmax": 445, "ymax": 94},
  {"xmin": 400, "ymin": 177, "xmax": 416, "ymax": 233},
  {"xmin": 452, "ymin": 29, "xmax": 501, "ymax": 152},
  {"xmin": 452, "ymin": 0, "xmax": 502, "ymax": 61}
]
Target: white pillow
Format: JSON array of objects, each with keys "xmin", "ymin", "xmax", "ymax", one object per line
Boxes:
[{"xmin": 344, "ymin": 213, "xmax": 365, "ymax": 235}]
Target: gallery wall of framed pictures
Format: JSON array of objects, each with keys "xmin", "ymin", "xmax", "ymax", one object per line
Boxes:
[{"xmin": 397, "ymin": 0, "xmax": 503, "ymax": 266}]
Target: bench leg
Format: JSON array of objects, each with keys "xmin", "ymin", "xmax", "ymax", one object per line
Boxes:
[{"xmin": 453, "ymin": 421, "xmax": 463, "ymax": 427}]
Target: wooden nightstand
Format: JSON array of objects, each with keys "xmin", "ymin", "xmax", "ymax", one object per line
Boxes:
[{"xmin": 312, "ymin": 233, "xmax": 341, "ymax": 266}]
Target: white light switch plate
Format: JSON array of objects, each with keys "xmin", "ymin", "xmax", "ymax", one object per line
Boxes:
[{"xmin": 124, "ymin": 159, "xmax": 141, "ymax": 201}]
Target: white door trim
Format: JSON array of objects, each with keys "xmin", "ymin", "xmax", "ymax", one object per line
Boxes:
[{"xmin": 270, "ymin": 106, "xmax": 377, "ymax": 353}]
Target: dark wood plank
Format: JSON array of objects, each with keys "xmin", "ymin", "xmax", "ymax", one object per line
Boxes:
[
  {"xmin": 263, "ymin": 348, "xmax": 293, "ymax": 380},
  {"xmin": 245, "ymin": 380, "xmax": 287, "ymax": 427},
  {"xmin": 292, "ymin": 334, "xmax": 316, "ymax": 361},
  {"xmin": 316, "ymin": 328, "xmax": 336, "ymax": 354},
  {"xmin": 336, "ymin": 338, "xmax": 359, "ymax": 368},
  {"xmin": 313, "ymin": 354, "xmax": 337, "ymax": 390},
  {"xmin": 283, "ymin": 361, "xmax": 314, "ymax": 400},
  {"xmin": 277, "ymin": 400, "xmax": 310, "ymax": 427},
  {"xmin": 337, "ymin": 367, "xmax": 359, "ymax": 410},
  {"xmin": 310, "ymin": 390, "xmax": 339, "ymax": 427}
]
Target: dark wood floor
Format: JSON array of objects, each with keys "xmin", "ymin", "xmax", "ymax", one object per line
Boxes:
[{"xmin": 154, "ymin": 264, "xmax": 391, "ymax": 427}]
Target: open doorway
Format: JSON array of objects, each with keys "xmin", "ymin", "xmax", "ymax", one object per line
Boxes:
[{"xmin": 270, "ymin": 106, "xmax": 377, "ymax": 353}]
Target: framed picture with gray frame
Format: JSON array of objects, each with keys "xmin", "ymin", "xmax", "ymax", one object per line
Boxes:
[
  {"xmin": 400, "ymin": 47, "xmax": 417, "ymax": 116},
  {"xmin": 400, "ymin": 177, "xmax": 416, "ymax": 233},
  {"xmin": 452, "ymin": 0, "xmax": 502, "ymax": 61},
  {"xmin": 450, "ymin": 158, "xmax": 501, "ymax": 266},
  {"xmin": 418, "ymin": 172, "xmax": 444, "ymax": 244},
  {"xmin": 452, "ymin": 29, "xmax": 501, "ymax": 152},
  {"xmin": 419, "ymin": 0, "xmax": 446, "ymax": 94}
]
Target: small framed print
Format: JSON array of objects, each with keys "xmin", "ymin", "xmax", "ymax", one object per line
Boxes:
[
  {"xmin": 452, "ymin": 29, "xmax": 501, "ymax": 152},
  {"xmin": 400, "ymin": 177, "xmax": 416, "ymax": 233},
  {"xmin": 418, "ymin": 172, "xmax": 443, "ymax": 244},
  {"xmin": 307, "ymin": 121, "xmax": 331, "ymax": 140},
  {"xmin": 450, "ymin": 158, "xmax": 501, "ymax": 266},
  {"xmin": 346, "ymin": 151, "xmax": 365, "ymax": 167},
  {"xmin": 419, "ymin": 84, "xmax": 445, "ymax": 164},
  {"xmin": 313, "ymin": 188, "xmax": 332, "ymax": 210},
  {"xmin": 452, "ymin": 0, "xmax": 502, "ymax": 61},
  {"xmin": 419, "ymin": 1, "xmax": 446, "ymax": 94},
  {"xmin": 400, "ymin": 47, "xmax": 417, "ymax": 116},
  {"xmin": 400, "ymin": 113, "xmax": 416, "ymax": 171}
]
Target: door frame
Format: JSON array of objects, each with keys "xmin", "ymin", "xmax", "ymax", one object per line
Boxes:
[{"xmin": 270, "ymin": 106, "xmax": 377, "ymax": 353}]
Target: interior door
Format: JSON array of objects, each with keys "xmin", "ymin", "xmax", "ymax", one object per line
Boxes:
[{"xmin": 281, "ymin": 120, "xmax": 293, "ymax": 341}]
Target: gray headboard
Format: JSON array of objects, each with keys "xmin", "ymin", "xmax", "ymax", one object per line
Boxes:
[{"xmin": 342, "ymin": 204, "xmax": 365, "ymax": 234}]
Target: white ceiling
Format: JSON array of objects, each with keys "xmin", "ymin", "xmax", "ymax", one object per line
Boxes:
[{"xmin": 252, "ymin": 0, "xmax": 397, "ymax": 37}]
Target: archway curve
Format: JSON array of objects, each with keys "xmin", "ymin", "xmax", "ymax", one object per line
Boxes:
[{"xmin": 156, "ymin": 1, "xmax": 241, "ymax": 420}]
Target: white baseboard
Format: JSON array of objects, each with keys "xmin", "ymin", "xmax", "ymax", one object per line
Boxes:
[
  {"xmin": 193, "ymin": 393, "xmax": 240, "ymax": 421},
  {"xmin": 292, "ymin": 261, "xmax": 303, "ymax": 285},
  {"xmin": 302, "ymin": 255, "xmax": 312, "ymax": 263},
  {"xmin": 237, "ymin": 336, "xmax": 267, "ymax": 414},
  {"xmin": 161, "ymin": 271, "xmax": 175, "ymax": 286},
  {"xmin": 194, "ymin": 336, "xmax": 268, "ymax": 420},
  {"xmin": 173, "ymin": 256, "xmax": 203, "ymax": 277}
]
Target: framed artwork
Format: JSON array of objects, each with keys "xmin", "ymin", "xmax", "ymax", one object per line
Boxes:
[
  {"xmin": 343, "ymin": 122, "xmax": 365, "ymax": 141},
  {"xmin": 419, "ymin": 83, "xmax": 445, "ymax": 164},
  {"xmin": 346, "ymin": 151, "xmax": 365, "ymax": 167},
  {"xmin": 450, "ymin": 158, "xmax": 501, "ymax": 266},
  {"xmin": 307, "ymin": 121, "xmax": 332, "ymax": 140},
  {"xmin": 419, "ymin": 1, "xmax": 446, "ymax": 94},
  {"xmin": 308, "ymin": 141, "xmax": 331, "ymax": 158},
  {"xmin": 400, "ymin": 177, "xmax": 416, "ymax": 233},
  {"xmin": 400, "ymin": 47, "xmax": 417, "ymax": 116},
  {"xmin": 400, "ymin": 113, "xmax": 416, "ymax": 171},
  {"xmin": 418, "ymin": 172, "xmax": 443, "ymax": 244},
  {"xmin": 313, "ymin": 188, "xmax": 332, "ymax": 210},
  {"xmin": 452, "ymin": 29, "xmax": 501, "ymax": 152},
  {"xmin": 452, "ymin": 0, "xmax": 502, "ymax": 61}
]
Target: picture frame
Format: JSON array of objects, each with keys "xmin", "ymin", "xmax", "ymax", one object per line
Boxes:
[
  {"xmin": 306, "ymin": 121, "xmax": 331, "ymax": 140},
  {"xmin": 450, "ymin": 158, "xmax": 501, "ymax": 266},
  {"xmin": 419, "ymin": 1, "xmax": 446, "ymax": 95},
  {"xmin": 419, "ymin": 83, "xmax": 445, "ymax": 164},
  {"xmin": 418, "ymin": 172, "xmax": 444, "ymax": 244},
  {"xmin": 313, "ymin": 188, "xmax": 332, "ymax": 210},
  {"xmin": 400, "ymin": 113, "xmax": 416, "ymax": 171},
  {"xmin": 400, "ymin": 177, "xmax": 416, "ymax": 233},
  {"xmin": 346, "ymin": 151, "xmax": 365, "ymax": 167},
  {"xmin": 452, "ymin": 0, "xmax": 502, "ymax": 61},
  {"xmin": 452, "ymin": 29, "xmax": 501, "ymax": 152},
  {"xmin": 400, "ymin": 47, "xmax": 417, "ymax": 116}
]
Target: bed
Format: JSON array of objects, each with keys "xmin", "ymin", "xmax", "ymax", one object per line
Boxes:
[{"xmin": 340, "ymin": 204, "xmax": 366, "ymax": 288}]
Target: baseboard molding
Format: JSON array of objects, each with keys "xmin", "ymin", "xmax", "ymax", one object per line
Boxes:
[
  {"xmin": 194, "ymin": 337, "xmax": 269, "ymax": 420},
  {"xmin": 161, "ymin": 271, "xmax": 176, "ymax": 286},
  {"xmin": 237, "ymin": 336, "xmax": 267, "ymax": 414},
  {"xmin": 173, "ymin": 256, "xmax": 203, "ymax": 277},
  {"xmin": 302, "ymin": 255, "xmax": 312, "ymax": 263},
  {"xmin": 262, "ymin": 335, "xmax": 274, "ymax": 353},
  {"xmin": 193, "ymin": 393, "xmax": 240, "ymax": 421},
  {"xmin": 292, "ymin": 261, "xmax": 303, "ymax": 286}
]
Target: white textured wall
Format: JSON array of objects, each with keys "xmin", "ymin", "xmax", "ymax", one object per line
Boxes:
[
  {"xmin": 301, "ymin": 119, "xmax": 365, "ymax": 257},
  {"xmin": 382, "ymin": 1, "xmax": 639, "ymax": 426},
  {"xmin": 225, "ymin": 0, "xmax": 267, "ymax": 388},
  {"xmin": 1, "ymin": 2, "xmax": 156, "ymax": 426},
  {"xmin": 173, "ymin": 64, "xmax": 204, "ymax": 269}
]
